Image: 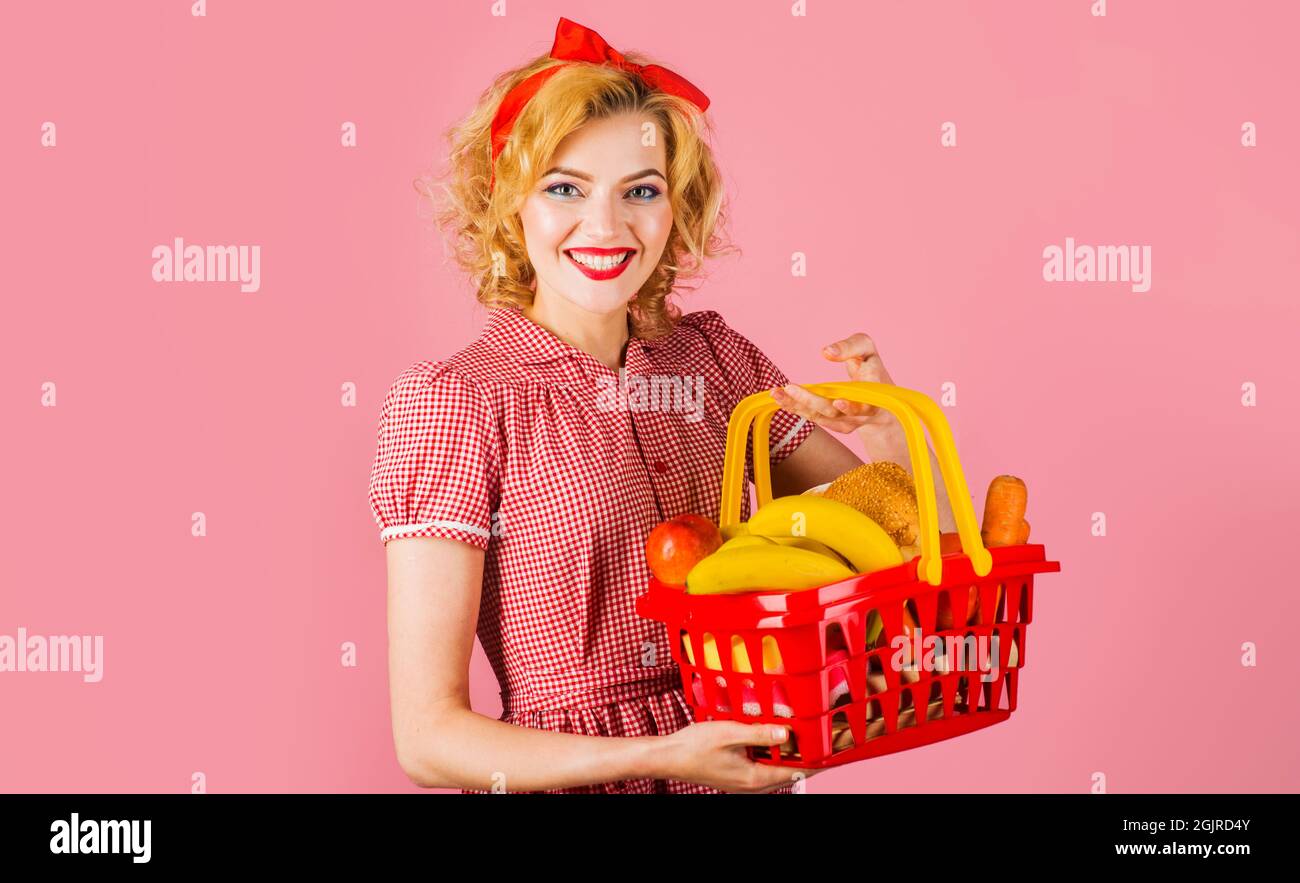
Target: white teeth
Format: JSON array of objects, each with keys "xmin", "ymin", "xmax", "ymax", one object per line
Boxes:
[{"xmin": 569, "ymin": 250, "xmax": 631, "ymax": 270}]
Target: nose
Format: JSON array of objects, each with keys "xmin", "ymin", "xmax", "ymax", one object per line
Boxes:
[{"xmin": 579, "ymin": 189, "xmax": 622, "ymax": 241}]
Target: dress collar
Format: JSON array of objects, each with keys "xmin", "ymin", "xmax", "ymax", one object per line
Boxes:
[{"xmin": 482, "ymin": 304, "xmax": 654, "ymax": 376}]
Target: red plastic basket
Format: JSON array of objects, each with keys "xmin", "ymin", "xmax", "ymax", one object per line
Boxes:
[{"xmin": 635, "ymin": 381, "xmax": 1061, "ymax": 769}]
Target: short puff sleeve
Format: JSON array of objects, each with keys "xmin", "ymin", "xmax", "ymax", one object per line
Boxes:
[
  {"xmin": 683, "ymin": 311, "xmax": 816, "ymax": 472},
  {"xmin": 367, "ymin": 364, "xmax": 500, "ymax": 549}
]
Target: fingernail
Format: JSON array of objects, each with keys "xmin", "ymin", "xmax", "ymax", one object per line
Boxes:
[
  {"xmin": 823, "ymin": 344, "xmax": 839, "ymax": 356},
  {"xmin": 771, "ymin": 726, "xmax": 788, "ymax": 741}
]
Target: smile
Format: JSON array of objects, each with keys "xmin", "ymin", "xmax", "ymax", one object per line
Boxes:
[{"xmin": 565, "ymin": 249, "xmax": 635, "ymax": 280}]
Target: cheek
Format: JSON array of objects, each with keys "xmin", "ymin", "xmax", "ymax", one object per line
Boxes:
[
  {"xmin": 637, "ymin": 205, "xmax": 674, "ymax": 250},
  {"xmin": 519, "ymin": 200, "xmax": 571, "ymax": 256}
]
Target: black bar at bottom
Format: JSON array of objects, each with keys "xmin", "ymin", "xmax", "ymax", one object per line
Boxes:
[{"xmin": 0, "ymin": 793, "xmax": 1285, "ymax": 868}]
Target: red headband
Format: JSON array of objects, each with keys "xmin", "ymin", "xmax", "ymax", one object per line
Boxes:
[{"xmin": 488, "ymin": 17, "xmax": 711, "ymax": 192}]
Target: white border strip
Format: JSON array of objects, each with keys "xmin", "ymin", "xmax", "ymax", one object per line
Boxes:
[
  {"xmin": 769, "ymin": 416, "xmax": 808, "ymax": 458},
  {"xmin": 380, "ymin": 520, "xmax": 492, "ymax": 542}
]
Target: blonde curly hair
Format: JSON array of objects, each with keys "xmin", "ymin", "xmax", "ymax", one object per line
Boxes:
[{"xmin": 417, "ymin": 46, "xmax": 738, "ymax": 340}]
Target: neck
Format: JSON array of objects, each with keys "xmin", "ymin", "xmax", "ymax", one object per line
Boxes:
[{"xmin": 523, "ymin": 290, "xmax": 631, "ymax": 371}]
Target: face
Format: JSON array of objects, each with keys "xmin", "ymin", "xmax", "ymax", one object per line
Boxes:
[{"xmin": 518, "ymin": 112, "xmax": 673, "ymax": 317}]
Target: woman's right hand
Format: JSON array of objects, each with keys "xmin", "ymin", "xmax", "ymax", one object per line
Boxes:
[{"xmin": 657, "ymin": 721, "xmax": 819, "ymax": 793}]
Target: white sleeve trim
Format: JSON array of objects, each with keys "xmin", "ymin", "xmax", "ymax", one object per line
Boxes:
[
  {"xmin": 380, "ymin": 520, "xmax": 491, "ymax": 542},
  {"xmin": 769, "ymin": 416, "xmax": 808, "ymax": 458}
]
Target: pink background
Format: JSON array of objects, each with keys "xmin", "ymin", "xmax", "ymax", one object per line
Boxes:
[{"xmin": 3, "ymin": 0, "xmax": 1297, "ymax": 793}]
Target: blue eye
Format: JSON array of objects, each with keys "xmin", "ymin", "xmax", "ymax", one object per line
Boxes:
[{"xmin": 543, "ymin": 182, "xmax": 662, "ymax": 200}]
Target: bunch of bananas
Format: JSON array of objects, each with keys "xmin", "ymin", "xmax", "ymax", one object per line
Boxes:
[{"xmin": 685, "ymin": 494, "xmax": 905, "ymax": 594}]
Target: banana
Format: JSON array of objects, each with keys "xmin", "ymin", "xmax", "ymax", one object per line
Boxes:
[
  {"xmin": 719, "ymin": 523, "xmax": 750, "ymax": 540},
  {"xmin": 681, "ymin": 633, "xmax": 723, "ymax": 669},
  {"xmin": 865, "ymin": 609, "xmax": 883, "ymax": 647},
  {"xmin": 746, "ymin": 494, "xmax": 903, "ymax": 575},
  {"xmin": 731, "ymin": 634, "xmax": 784, "ymax": 674},
  {"xmin": 769, "ymin": 535, "xmax": 852, "ymax": 567},
  {"xmin": 717, "ymin": 534, "xmax": 775, "ymax": 553},
  {"xmin": 719, "ymin": 534, "xmax": 848, "ymax": 564},
  {"xmin": 685, "ymin": 632, "xmax": 784, "ymax": 673},
  {"xmin": 685, "ymin": 544, "xmax": 854, "ymax": 595},
  {"xmin": 702, "ymin": 635, "xmax": 722, "ymax": 669}
]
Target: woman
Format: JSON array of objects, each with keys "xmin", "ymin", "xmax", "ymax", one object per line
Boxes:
[{"xmin": 369, "ymin": 17, "xmax": 958, "ymax": 794}]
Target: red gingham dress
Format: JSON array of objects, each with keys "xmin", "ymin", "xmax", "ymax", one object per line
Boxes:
[{"xmin": 368, "ymin": 305, "xmax": 814, "ymax": 794}]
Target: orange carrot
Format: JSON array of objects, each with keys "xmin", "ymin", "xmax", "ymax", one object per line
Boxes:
[
  {"xmin": 982, "ymin": 475, "xmax": 1028, "ymax": 547},
  {"xmin": 1016, "ymin": 519, "xmax": 1031, "ymax": 544}
]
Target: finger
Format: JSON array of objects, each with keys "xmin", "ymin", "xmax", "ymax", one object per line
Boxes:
[
  {"xmin": 773, "ymin": 387, "xmax": 841, "ymax": 422},
  {"xmin": 725, "ymin": 722, "xmax": 791, "ymax": 748},
  {"xmin": 830, "ymin": 398, "xmax": 877, "ymax": 417},
  {"xmin": 773, "ymin": 384, "xmax": 843, "ymax": 421},
  {"xmin": 754, "ymin": 767, "xmax": 806, "ymax": 793},
  {"xmin": 848, "ymin": 355, "xmax": 889, "ymax": 381},
  {"xmin": 774, "ymin": 389, "xmax": 870, "ymax": 434},
  {"xmin": 785, "ymin": 388, "xmax": 878, "ymax": 431},
  {"xmin": 821, "ymin": 338, "xmax": 854, "ymax": 360},
  {"xmin": 822, "ymin": 332, "xmax": 878, "ymax": 362}
]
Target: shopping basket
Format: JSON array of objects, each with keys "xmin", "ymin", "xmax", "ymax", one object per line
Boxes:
[{"xmin": 635, "ymin": 381, "xmax": 1061, "ymax": 769}]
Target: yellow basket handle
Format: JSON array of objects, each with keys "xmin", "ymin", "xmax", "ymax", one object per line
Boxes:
[{"xmin": 718, "ymin": 381, "xmax": 992, "ymax": 585}]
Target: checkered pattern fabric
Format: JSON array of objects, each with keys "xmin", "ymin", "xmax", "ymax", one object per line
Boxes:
[{"xmin": 368, "ymin": 306, "xmax": 813, "ymax": 794}]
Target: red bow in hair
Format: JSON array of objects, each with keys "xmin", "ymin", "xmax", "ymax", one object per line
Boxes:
[{"xmin": 488, "ymin": 17, "xmax": 711, "ymax": 191}]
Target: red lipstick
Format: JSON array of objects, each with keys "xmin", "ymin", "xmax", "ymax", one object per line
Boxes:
[{"xmin": 565, "ymin": 247, "xmax": 636, "ymax": 281}]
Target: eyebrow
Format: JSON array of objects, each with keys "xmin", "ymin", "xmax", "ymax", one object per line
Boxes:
[{"xmin": 541, "ymin": 166, "xmax": 666, "ymax": 184}]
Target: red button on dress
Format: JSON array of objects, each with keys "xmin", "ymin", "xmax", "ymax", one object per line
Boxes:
[{"xmin": 368, "ymin": 305, "xmax": 814, "ymax": 793}]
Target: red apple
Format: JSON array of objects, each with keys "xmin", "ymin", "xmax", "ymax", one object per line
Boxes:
[{"xmin": 646, "ymin": 514, "xmax": 723, "ymax": 586}]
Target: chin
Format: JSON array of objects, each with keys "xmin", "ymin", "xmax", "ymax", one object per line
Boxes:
[
  {"xmin": 553, "ymin": 272, "xmax": 646, "ymax": 314},
  {"xmin": 571, "ymin": 288, "xmax": 638, "ymax": 315}
]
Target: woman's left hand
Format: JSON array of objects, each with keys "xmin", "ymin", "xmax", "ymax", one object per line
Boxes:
[{"xmin": 770, "ymin": 332, "xmax": 901, "ymax": 435}]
